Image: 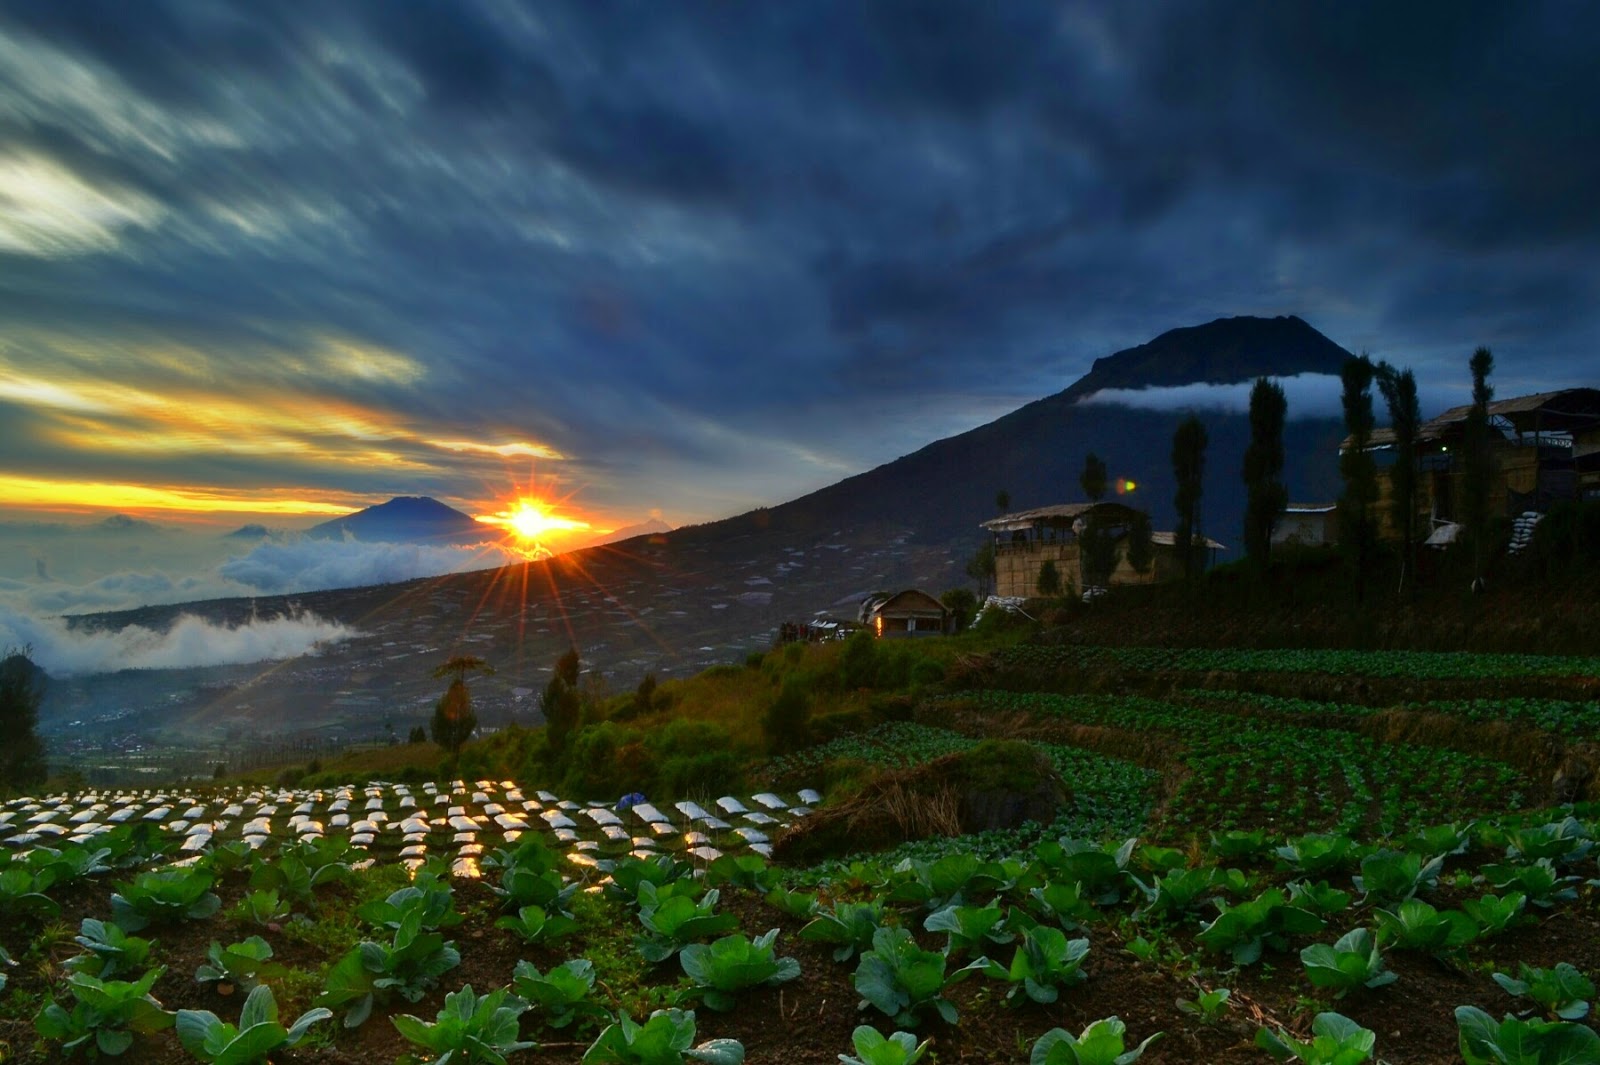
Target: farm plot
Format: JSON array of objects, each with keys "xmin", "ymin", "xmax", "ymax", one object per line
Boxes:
[
  {"xmin": 1182, "ymin": 688, "xmax": 1600, "ymax": 742},
  {"xmin": 954, "ymin": 691, "xmax": 1532, "ymax": 838},
  {"xmin": 768, "ymin": 721, "xmax": 1156, "ymax": 860},
  {"xmin": 0, "ymin": 779, "xmax": 820, "ymax": 876},
  {"xmin": 996, "ymin": 643, "xmax": 1600, "ymax": 679},
  {"xmin": 4, "ymin": 792, "xmax": 1600, "ymax": 1064}
]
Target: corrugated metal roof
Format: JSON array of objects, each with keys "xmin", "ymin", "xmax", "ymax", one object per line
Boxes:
[
  {"xmin": 980, "ymin": 501, "xmax": 1142, "ymax": 531},
  {"xmin": 1344, "ymin": 388, "xmax": 1600, "ymax": 451},
  {"xmin": 1427, "ymin": 388, "xmax": 1600, "ymax": 431}
]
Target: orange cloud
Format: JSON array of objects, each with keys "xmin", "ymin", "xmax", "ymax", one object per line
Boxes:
[{"xmin": 0, "ymin": 474, "xmax": 359, "ymax": 516}]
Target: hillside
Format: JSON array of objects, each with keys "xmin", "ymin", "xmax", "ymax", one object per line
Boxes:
[
  {"xmin": 46, "ymin": 315, "xmax": 1355, "ymax": 768},
  {"xmin": 666, "ymin": 314, "xmax": 1348, "ymax": 553}
]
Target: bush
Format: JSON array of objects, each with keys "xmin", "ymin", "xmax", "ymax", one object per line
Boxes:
[
  {"xmin": 909, "ymin": 659, "xmax": 945, "ymax": 688},
  {"xmin": 652, "ymin": 719, "xmax": 732, "ymax": 761},
  {"xmin": 660, "ymin": 751, "xmax": 745, "ymax": 797},
  {"xmin": 560, "ymin": 723, "xmax": 628, "ymax": 798},
  {"xmin": 840, "ymin": 632, "xmax": 879, "ymax": 690},
  {"xmin": 764, "ymin": 678, "xmax": 811, "ymax": 754}
]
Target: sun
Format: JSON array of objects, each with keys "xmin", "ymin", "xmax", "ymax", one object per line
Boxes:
[{"xmin": 479, "ymin": 497, "xmax": 591, "ymax": 548}]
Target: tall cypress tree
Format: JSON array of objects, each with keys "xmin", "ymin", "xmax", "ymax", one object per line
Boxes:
[
  {"xmin": 1171, "ymin": 415, "xmax": 1208, "ymax": 580},
  {"xmin": 1078, "ymin": 453, "xmax": 1116, "ymax": 588},
  {"xmin": 1461, "ymin": 347, "xmax": 1496, "ymax": 584},
  {"xmin": 1376, "ymin": 362, "xmax": 1421, "ymax": 595},
  {"xmin": 541, "ymin": 647, "xmax": 583, "ymax": 751},
  {"xmin": 1080, "ymin": 454, "xmax": 1108, "ymax": 502},
  {"xmin": 1242, "ymin": 377, "xmax": 1288, "ymax": 573},
  {"xmin": 1338, "ymin": 355, "xmax": 1379, "ymax": 600}
]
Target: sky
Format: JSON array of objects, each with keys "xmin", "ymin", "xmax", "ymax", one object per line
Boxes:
[{"xmin": 3, "ymin": 2, "xmax": 1599, "ymax": 635}]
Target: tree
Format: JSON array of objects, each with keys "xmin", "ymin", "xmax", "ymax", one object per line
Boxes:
[
  {"xmin": 1376, "ymin": 361, "xmax": 1421, "ymax": 595},
  {"xmin": 541, "ymin": 647, "xmax": 584, "ymax": 751},
  {"xmin": 1036, "ymin": 559, "xmax": 1062, "ymax": 597},
  {"xmin": 1461, "ymin": 346, "xmax": 1496, "ymax": 584},
  {"xmin": 632, "ymin": 673, "xmax": 658, "ymax": 718},
  {"xmin": 1080, "ymin": 453, "xmax": 1108, "ymax": 502},
  {"xmin": 1078, "ymin": 519, "xmax": 1120, "ymax": 589},
  {"xmin": 940, "ymin": 587, "xmax": 977, "ymax": 632},
  {"xmin": 1171, "ymin": 415, "xmax": 1208, "ymax": 580},
  {"xmin": 1126, "ymin": 510, "xmax": 1154, "ymax": 575},
  {"xmin": 1, "ymin": 648, "xmax": 49, "ymax": 794},
  {"xmin": 1242, "ymin": 377, "xmax": 1288, "ymax": 572},
  {"xmin": 1337, "ymin": 355, "xmax": 1379, "ymax": 599},
  {"xmin": 966, "ymin": 540, "xmax": 996, "ymax": 597},
  {"xmin": 430, "ymin": 654, "xmax": 490, "ymax": 756}
]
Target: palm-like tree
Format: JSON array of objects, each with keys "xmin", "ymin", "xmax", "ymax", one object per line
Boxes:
[{"xmin": 430, "ymin": 655, "xmax": 493, "ymax": 755}]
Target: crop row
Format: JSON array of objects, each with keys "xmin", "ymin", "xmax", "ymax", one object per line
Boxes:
[
  {"xmin": 1182, "ymin": 689, "xmax": 1600, "ymax": 741},
  {"xmin": 10, "ymin": 807, "xmax": 1600, "ymax": 1064},
  {"xmin": 954, "ymin": 691, "xmax": 1530, "ymax": 837},
  {"xmin": 994, "ymin": 643, "xmax": 1600, "ymax": 679}
]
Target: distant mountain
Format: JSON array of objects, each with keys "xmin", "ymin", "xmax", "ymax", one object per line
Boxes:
[
  {"xmin": 223, "ymin": 523, "xmax": 279, "ymax": 540},
  {"xmin": 96, "ymin": 514, "xmax": 163, "ymax": 534},
  {"xmin": 304, "ymin": 497, "xmax": 487, "ymax": 544},
  {"xmin": 578, "ymin": 518, "xmax": 673, "ymax": 550},
  {"xmin": 668, "ymin": 315, "xmax": 1351, "ymax": 556}
]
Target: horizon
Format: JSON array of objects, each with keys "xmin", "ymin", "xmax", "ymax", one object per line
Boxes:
[{"xmin": 5, "ymin": 4, "xmax": 1600, "ymax": 667}]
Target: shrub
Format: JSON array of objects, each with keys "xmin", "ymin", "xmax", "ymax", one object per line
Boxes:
[
  {"xmin": 660, "ymin": 751, "xmax": 745, "ymax": 798},
  {"xmin": 763, "ymin": 678, "xmax": 810, "ymax": 754}
]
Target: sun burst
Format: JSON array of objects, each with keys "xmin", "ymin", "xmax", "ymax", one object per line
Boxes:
[{"xmin": 478, "ymin": 497, "xmax": 591, "ymax": 553}]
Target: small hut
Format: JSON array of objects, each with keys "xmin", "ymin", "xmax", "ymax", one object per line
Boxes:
[
  {"xmin": 1273, "ymin": 503, "xmax": 1337, "ymax": 547},
  {"xmin": 860, "ymin": 590, "xmax": 949, "ymax": 638}
]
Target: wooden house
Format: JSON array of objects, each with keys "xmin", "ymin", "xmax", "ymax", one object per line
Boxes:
[
  {"xmin": 980, "ymin": 503, "xmax": 1224, "ymax": 597},
  {"xmin": 1347, "ymin": 387, "xmax": 1600, "ymax": 538},
  {"xmin": 860, "ymin": 590, "xmax": 950, "ymax": 638}
]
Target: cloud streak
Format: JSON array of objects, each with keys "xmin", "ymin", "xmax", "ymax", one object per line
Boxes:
[
  {"xmin": 0, "ymin": 524, "xmax": 520, "ymax": 673},
  {"xmin": 1078, "ymin": 374, "xmax": 1347, "ymax": 419},
  {"xmin": 217, "ymin": 537, "xmax": 517, "ymax": 595},
  {"xmin": 0, "ymin": 604, "xmax": 355, "ymax": 676}
]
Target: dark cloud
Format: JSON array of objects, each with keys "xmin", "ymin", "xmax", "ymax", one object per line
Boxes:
[{"xmin": 1, "ymin": 1, "xmax": 1597, "ymax": 525}]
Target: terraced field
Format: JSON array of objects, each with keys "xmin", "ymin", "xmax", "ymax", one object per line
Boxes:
[{"xmin": 3, "ymin": 643, "xmax": 1599, "ymax": 1064}]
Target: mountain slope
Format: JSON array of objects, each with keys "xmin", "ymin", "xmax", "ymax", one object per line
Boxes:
[
  {"xmin": 47, "ymin": 315, "xmax": 1359, "ymax": 743},
  {"xmin": 670, "ymin": 315, "xmax": 1350, "ymax": 554},
  {"xmin": 304, "ymin": 496, "xmax": 488, "ymax": 544}
]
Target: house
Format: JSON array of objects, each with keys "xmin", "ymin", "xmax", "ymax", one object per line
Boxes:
[
  {"xmin": 1273, "ymin": 503, "xmax": 1337, "ymax": 547},
  {"xmin": 859, "ymin": 590, "xmax": 950, "ymax": 638},
  {"xmin": 980, "ymin": 503, "xmax": 1225, "ymax": 597},
  {"xmin": 1346, "ymin": 387, "xmax": 1600, "ymax": 538}
]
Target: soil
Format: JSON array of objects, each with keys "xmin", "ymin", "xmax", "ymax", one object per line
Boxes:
[{"xmin": 4, "ymin": 853, "xmax": 1599, "ymax": 1065}]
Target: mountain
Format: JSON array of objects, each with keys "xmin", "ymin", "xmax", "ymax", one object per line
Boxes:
[
  {"xmin": 46, "ymin": 315, "xmax": 1357, "ymax": 751},
  {"xmin": 1065, "ymin": 314, "xmax": 1351, "ymax": 396},
  {"xmin": 666, "ymin": 315, "xmax": 1350, "ymax": 555},
  {"xmin": 303, "ymin": 496, "xmax": 487, "ymax": 544},
  {"xmin": 577, "ymin": 517, "xmax": 673, "ymax": 550},
  {"xmin": 223, "ymin": 523, "xmax": 279, "ymax": 540},
  {"xmin": 96, "ymin": 514, "xmax": 164, "ymax": 534}
]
